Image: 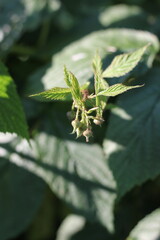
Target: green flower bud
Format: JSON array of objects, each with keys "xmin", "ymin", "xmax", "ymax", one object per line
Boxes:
[
  {"xmin": 66, "ymin": 111, "xmax": 76, "ymax": 120},
  {"xmin": 76, "ymin": 128, "xmax": 84, "ymax": 138},
  {"xmin": 71, "ymin": 119, "xmax": 81, "ymax": 133}
]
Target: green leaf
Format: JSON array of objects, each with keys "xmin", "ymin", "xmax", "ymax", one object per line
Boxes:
[
  {"xmin": 127, "ymin": 209, "xmax": 160, "ymax": 240},
  {"xmin": 92, "ymin": 54, "xmax": 105, "ymax": 95},
  {"xmin": 0, "ymin": 61, "xmax": 29, "ymax": 139},
  {"xmin": 102, "ymin": 45, "xmax": 148, "ymax": 78},
  {"xmin": 103, "ymin": 68, "xmax": 160, "ymax": 198},
  {"xmin": 56, "ymin": 214, "xmax": 109, "ymax": 240},
  {"xmin": 56, "ymin": 215, "xmax": 86, "ymax": 240},
  {"xmin": 26, "ymin": 29, "xmax": 159, "ymax": 94},
  {"xmin": 68, "ymin": 71, "xmax": 82, "ymax": 102},
  {"xmin": 92, "ymin": 53, "xmax": 103, "ymax": 77},
  {"xmin": 1, "ymin": 104, "xmax": 117, "ymax": 232},
  {"xmin": 92, "ymin": 54, "xmax": 109, "ymax": 116},
  {"xmin": 0, "ymin": 135, "xmax": 45, "ymax": 240},
  {"xmin": 95, "ymin": 77, "xmax": 108, "ymax": 116},
  {"xmin": 99, "ymin": 4, "xmax": 150, "ymax": 29},
  {"xmin": 98, "ymin": 83, "xmax": 142, "ymax": 97},
  {"xmin": 30, "ymin": 87, "xmax": 72, "ymax": 101},
  {"xmin": 64, "ymin": 66, "xmax": 72, "ymax": 87}
]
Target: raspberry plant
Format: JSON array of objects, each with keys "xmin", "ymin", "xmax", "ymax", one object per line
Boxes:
[
  {"xmin": 0, "ymin": 1, "xmax": 160, "ymax": 239},
  {"xmin": 30, "ymin": 45, "xmax": 147, "ymax": 142}
]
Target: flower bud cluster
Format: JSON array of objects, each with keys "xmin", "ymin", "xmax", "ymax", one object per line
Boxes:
[
  {"xmin": 69, "ymin": 88, "xmax": 105, "ymax": 142},
  {"xmin": 71, "ymin": 119, "xmax": 92, "ymax": 141},
  {"xmin": 70, "ymin": 112, "xmax": 104, "ymax": 142}
]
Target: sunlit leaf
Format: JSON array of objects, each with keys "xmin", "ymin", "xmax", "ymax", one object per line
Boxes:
[
  {"xmin": 68, "ymin": 71, "xmax": 82, "ymax": 102},
  {"xmin": 56, "ymin": 214, "xmax": 109, "ymax": 240},
  {"xmin": 0, "ymin": 61, "xmax": 29, "ymax": 139},
  {"xmin": 102, "ymin": 45, "xmax": 148, "ymax": 78},
  {"xmin": 92, "ymin": 53, "xmax": 103, "ymax": 77},
  {"xmin": 92, "ymin": 54, "xmax": 108, "ymax": 116},
  {"xmin": 30, "ymin": 87, "xmax": 71, "ymax": 101},
  {"xmin": 26, "ymin": 29, "xmax": 159, "ymax": 94},
  {"xmin": 98, "ymin": 83, "xmax": 142, "ymax": 97},
  {"xmin": 64, "ymin": 66, "xmax": 72, "ymax": 87},
  {"xmin": 127, "ymin": 208, "xmax": 160, "ymax": 240}
]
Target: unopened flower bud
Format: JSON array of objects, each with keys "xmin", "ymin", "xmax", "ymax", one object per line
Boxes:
[
  {"xmin": 67, "ymin": 111, "xmax": 76, "ymax": 120},
  {"xmin": 93, "ymin": 118, "xmax": 104, "ymax": 126},
  {"xmin": 83, "ymin": 128, "xmax": 93, "ymax": 142},
  {"xmin": 76, "ymin": 128, "xmax": 83, "ymax": 138},
  {"xmin": 71, "ymin": 119, "xmax": 81, "ymax": 133}
]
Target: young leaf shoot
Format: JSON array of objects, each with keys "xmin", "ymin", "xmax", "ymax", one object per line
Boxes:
[{"xmin": 30, "ymin": 45, "xmax": 148, "ymax": 142}]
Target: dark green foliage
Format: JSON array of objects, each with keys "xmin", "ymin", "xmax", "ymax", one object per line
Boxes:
[
  {"xmin": 0, "ymin": 152, "xmax": 45, "ymax": 240},
  {"xmin": 104, "ymin": 68, "xmax": 160, "ymax": 198},
  {"xmin": 0, "ymin": 0, "xmax": 160, "ymax": 240}
]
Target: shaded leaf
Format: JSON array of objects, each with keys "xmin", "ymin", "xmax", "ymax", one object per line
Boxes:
[
  {"xmin": 0, "ymin": 61, "xmax": 29, "ymax": 139},
  {"xmin": 102, "ymin": 45, "xmax": 148, "ymax": 78},
  {"xmin": 99, "ymin": 4, "xmax": 150, "ymax": 29},
  {"xmin": 127, "ymin": 208, "xmax": 160, "ymax": 240},
  {"xmin": 1, "ymin": 104, "xmax": 117, "ymax": 232},
  {"xmin": 0, "ymin": 133, "xmax": 45, "ymax": 240},
  {"xmin": 98, "ymin": 83, "xmax": 142, "ymax": 97},
  {"xmin": 103, "ymin": 68, "xmax": 160, "ymax": 198},
  {"xmin": 0, "ymin": 0, "xmax": 60, "ymax": 56}
]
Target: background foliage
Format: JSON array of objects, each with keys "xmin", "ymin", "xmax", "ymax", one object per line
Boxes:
[{"xmin": 0, "ymin": 0, "xmax": 160, "ymax": 239}]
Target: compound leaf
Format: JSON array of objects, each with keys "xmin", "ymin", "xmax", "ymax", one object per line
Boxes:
[
  {"xmin": 103, "ymin": 68, "xmax": 160, "ymax": 198},
  {"xmin": 26, "ymin": 29, "xmax": 159, "ymax": 94}
]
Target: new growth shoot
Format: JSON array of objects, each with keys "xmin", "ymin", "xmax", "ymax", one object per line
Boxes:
[{"xmin": 30, "ymin": 45, "xmax": 148, "ymax": 142}]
